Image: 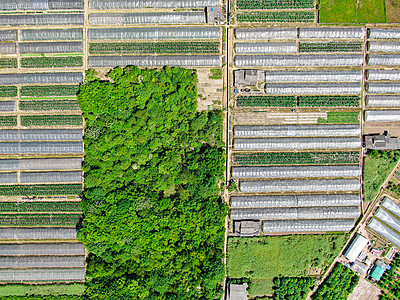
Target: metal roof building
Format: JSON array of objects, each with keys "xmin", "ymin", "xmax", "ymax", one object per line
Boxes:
[{"xmin": 343, "ymin": 234, "xmax": 369, "ymax": 262}]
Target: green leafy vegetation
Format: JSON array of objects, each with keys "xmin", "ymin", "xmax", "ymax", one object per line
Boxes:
[
  {"xmin": 209, "ymin": 68, "xmax": 223, "ymax": 79},
  {"xmin": 237, "ymin": 96, "xmax": 297, "ymax": 107},
  {"xmin": 237, "ymin": 11, "xmax": 315, "ymax": 22},
  {"xmin": 272, "ymin": 277, "xmax": 313, "ymax": 300},
  {"xmin": 318, "ymin": 112, "xmax": 360, "ymax": 124},
  {"xmin": 0, "ymin": 116, "xmax": 17, "ymax": 126},
  {"xmin": 378, "ymin": 254, "xmax": 400, "ymax": 298},
  {"xmin": 299, "ymin": 42, "xmax": 362, "ymax": 52},
  {"xmin": 0, "ymin": 86, "xmax": 17, "ymax": 98},
  {"xmin": 0, "ymin": 184, "xmax": 82, "ymax": 196},
  {"xmin": 0, "ymin": 296, "xmax": 82, "ymax": 300},
  {"xmin": 363, "ymin": 150, "xmax": 400, "ymax": 202},
  {"xmin": 0, "ymin": 58, "xmax": 17, "ymax": 69},
  {"xmin": 20, "ymin": 100, "xmax": 80, "ymax": 111},
  {"xmin": 233, "ymin": 152, "xmax": 360, "ymax": 165},
  {"xmin": 311, "ymin": 263, "xmax": 359, "ymax": 300},
  {"xmin": 227, "ymin": 234, "xmax": 347, "ymax": 297},
  {"xmin": 21, "ymin": 85, "xmax": 79, "ymax": 97},
  {"xmin": 0, "ymin": 284, "xmax": 84, "ymax": 296},
  {"xmin": 77, "ymin": 66, "xmax": 226, "ymax": 299},
  {"xmin": 0, "ymin": 201, "xmax": 81, "ymax": 213},
  {"xmin": 21, "ymin": 56, "xmax": 83, "ymax": 68},
  {"xmin": 21, "ymin": 115, "xmax": 83, "ymax": 126},
  {"xmin": 388, "ymin": 181, "xmax": 400, "ymax": 197},
  {"xmin": 0, "ymin": 214, "xmax": 82, "ymax": 226},
  {"xmin": 298, "ymin": 96, "xmax": 360, "ymax": 107},
  {"xmin": 237, "ymin": 0, "xmax": 314, "ymax": 9}
]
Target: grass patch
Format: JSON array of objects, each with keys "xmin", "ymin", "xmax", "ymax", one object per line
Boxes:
[
  {"xmin": 0, "ymin": 284, "xmax": 85, "ymax": 296},
  {"xmin": 318, "ymin": 112, "xmax": 360, "ymax": 124},
  {"xmin": 363, "ymin": 150, "xmax": 400, "ymax": 202},
  {"xmin": 209, "ymin": 68, "xmax": 223, "ymax": 79},
  {"xmin": 227, "ymin": 234, "xmax": 347, "ymax": 297}
]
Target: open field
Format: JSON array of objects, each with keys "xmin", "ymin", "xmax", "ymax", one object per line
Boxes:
[{"xmin": 0, "ymin": 284, "xmax": 85, "ymax": 296}]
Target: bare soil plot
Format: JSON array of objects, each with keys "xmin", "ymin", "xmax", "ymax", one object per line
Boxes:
[
  {"xmin": 386, "ymin": 0, "xmax": 400, "ymax": 23},
  {"xmin": 347, "ymin": 278, "xmax": 381, "ymax": 300}
]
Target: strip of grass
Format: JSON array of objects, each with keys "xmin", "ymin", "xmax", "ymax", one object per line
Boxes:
[
  {"xmin": 0, "ymin": 283, "xmax": 85, "ymax": 296},
  {"xmin": 318, "ymin": 112, "xmax": 360, "ymax": 124},
  {"xmin": 21, "ymin": 115, "xmax": 83, "ymax": 126}
]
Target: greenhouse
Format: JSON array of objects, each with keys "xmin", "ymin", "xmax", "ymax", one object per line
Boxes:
[
  {"xmin": 235, "ymin": 27, "xmax": 298, "ymax": 40},
  {"xmin": 231, "ymin": 194, "xmax": 361, "ymax": 208},
  {"xmin": 232, "ymin": 165, "xmax": 361, "ymax": 179},
  {"xmin": 18, "ymin": 42, "xmax": 84, "ymax": 54},
  {"xmin": 368, "ymin": 54, "xmax": 400, "ymax": 66},
  {"xmin": 368, "ymin": 41, "xmax": 400, "ymax": 53},
  {"xmin": 234, "ymin": 137, "xmax": 361, "ymax": 150},
  {"xmin": 366, "ymin": 95, "xmax": 400, "ymax": 107},
  {"xmin": 89, "ymin": 0, "xmax": 218, "ymax": 9},
  {"xmin": 365, "ymin": 111, "xmax": 400, "ymax": 122},
  {"xmin": 0, "ymin": 173, "xmax": 17, "ymax": 184},
  {"xmin": 0, "ymin": 73, "xmax": 83, "ymax": 85},
  {"xmin": 1, "ymin": 0, "xmax": 84, "ymax": 10},
  {"xmin": 368, "ymin": 69, "xmax": 400, "ymax": 81},
  {"xmin": 381, "ymin": 197, "xmax": 400, "ymax": 219},
  {"xmin": 368, "ymin": 218, "xmax": 400, "ymax": 248},
  {"xmin": 89, "ymin": 27, "xmax": 220, "ymax": 40},
  {"xmin": 0, "ymin": 268, "xmax": 85, "ymax": 281},
  {"xmin": 0, "ymin": 14, "xmax": 84, "ymax": 26},
  {"xmin": 0, "ymin": 256, "xmax": 85, "ymax": 268},
  {"xmin": 299, "ymin": 27, "xmax": 365, "ymax": 39},
  {"xmin": 264, "ymin": 70, "xmax": 362, "ymax": 83},
  {"xmin": 20, "ymin": 171, "xmax": 82, "ymax": 183},
  {"xmin": 0, "ymin": 228, "xmax": 78, "ymax": 240},
  {"xmin": 0, "ymin": 243, "xmax": 85, "ymax": 256},
  {"xmin": 0, "ymin": 30, "xmax": 17, "ymax": 41},
  {"xmin": 367, "ymin": 82, "xmax": 400, "ymax": 94},
  {"xmin": 240, "ymin": 179, "xmax": 361, "ymax": 193},
  {"xmin": 21, "ymin": 29, "xmax": 84, "ymax": 41},
  {"xmin": 374, "ymin": 208, "xmax": 400, "ymax": 235},
  {"xmin": 369, "ymin": 28, "xmax": 400, "ymax": 39},
  {"xmin": 0, "ymin": 158, "xmax": 82, "ymax": 171},
  {"xmin": 235, "ymin": 54, "xmax": 363, "ymax": 67},
  {"xmin": 0, "ymin": 102, "xmax": 16, "ymax": 112},
  {"xmin": 234, "ymin": 125, "xmax": 361, "ymax": 137},
  {"xmin": 265, "ymin": 83, "xmax": 361, "ymax": 95},
  {"xmin": 0, "ymin": 129, "xmax": 83, "ymax": 142},
  {"xmin": 89, "ymin": 12, "xmax": 205, "ymax": 25},
  {"xmin": 0, "ymin": 43, "xmax": 16, "ymax": 54},
  {"xmin": 263, "ymin": 219, "xmax": 356, "ymax": 233},
  {"xmin": 235, "ymin": 42, "xmax": 297, "ymax": 54},
  {"xmin": 0, "ymin": 142, "xmax": 84, "ymax": 155},
  {"xmin": 89, "ymin": 55, "xmax": 220, "ymax": 67},
  {"xmin": 231, "ymin": 206, "xmax": 360, "ymax": 221}
]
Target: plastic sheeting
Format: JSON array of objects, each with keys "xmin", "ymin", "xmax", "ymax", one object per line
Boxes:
[
  {"xmin": 236, "ymin": 27, "xmax": 298, "ymax": 40},
  {"xmin": 299, "ymin": 27, "xmax": 365, "ymax": 39},
  {"xmin": 0, "ymin": 268, "xmax": 85, "ymax": 281},
  {"xmin": 235, "ymin": 42, "xmax": 297, "ymax": 54},
  {"xmin": 367, "ymin": 83, "xmax": 400, "ymax": 94},
  {"xmin": 0, "ymin": 173, "xmax": 17, "ymax": 184},
  {"xmin": 232, "ymin": 165, "xmax": 361, "ymax": 179},
  {"xmin": 0, "ymin": 43, "xmax": 16, "ymax": 54},
  {"xmin": 89, "ymin": 12, "xmax": 205, "ymax": 25},
  {"xmin": 0, "ymin": 31, "xmax": 17, "ymax": 41},
  {"xmin": 368, "ymin": 218, "xmax": 400, "ymax": 248},
  {"xmin": 235, "ymin": 54, "xmax": 363, "ymax": 67},
  {"xmin": 48, "ymin": 0, "xmax": 84, "ymax": 9},
  {"xmin": 369, "ymin": 41, "xmax": 400, "ymax": 53},
  {"xmin": 366, "ymin": 95, "xmax": 400, "ymax": 107},
  {"xmin": 0, "ymin": 102, "xmax": 16, "ymax": 112},
  {"xmin": 89, "ymin": 0, "xmax": 218, "ymax": 9},
  {"xmin": 234, "ymin": 137, "xmax": 361, "ymax": 150},
  {"xmin": 0, "ymin": 130, "xmax": 83, "ymax": 142},
  {"xmin": 18, "ymin": 42, "xmax": 83, "ymax": 54},
  {"xmin": 381, "ymin": 197, "xmax": 400, "ymax": 219},
  {"xmin": 240, "ymin": 179, "xmax": 361, "ymax": 193},
  {"xmin": 21, "ymin": 29, "xmax": 83, "ymax": 41},
  {"xmin": 365, "ymin": 111, "xmax": 400, "ymax": 122},
  {"xmin": 263, "ymin": 219, "xmax": 356, "ymax": 233},
  {"xmin": 0, "ymin": 73, "xmax": 83, "ymax": 85},
  {"xmin": 234, "ymin": 125, "xmax": 361, "ymax": 137},
  {"xmin": 89, "ymin": 55, "xmax": 220, "ymax": 67},
  {"xmin": 0, "ymin": 0, "xmax": 84, "ymax": 10},
  {"xmin": 0, "ymin": 14, "xmax": 84, "ymax": 26},
  {"xmin": 0, "ymin": 243, "xmax": 85, "ymax": 256},
  {"xmin": 0, "ymin": 158, "xmax": 82, "ymax": 171},
  {"xmin": 0, "ymin": 256, "xmax": 85, "ymax": 268},
  {"xmin": 231, "ymin": 194, "xmax": 361, "ymax": 208},
  {"xmin": 264, "ymin": 70, "xmax": 362, "ymax": 83},
  {"xmin": 89, "ymin": 27, "xmax": 220, "ymax": 40},
  {"xmin": 369, "ymin": 28, "xmax": 400, "ymax": 39},
  {"xmin": 375, "ymin": 208, "xmax": 400, "ymax": 235},
  {"xmin": 20, "ymin": 171, "xmax": 82, "ymax": 183},
  {"xmin": 368, "ymin": 70, "xmax": 400, "ymax": 81},
  {"xmin": 0, "ymin": 142, "xmax": 83, "ymax": 154},
  {"xmin": 0, "ymin": 227, "xmax": 77, "ymax": 239},
  {"xmin": 231, "ymin": 206, "xmax": 360, "ymax": 221},
  {"xmin": 265, "ymin": 83, "xmax": 361, "ymax": 95},
  {"xmin": 368, "ymin": 54, "xmax": 400, "ymax": 66}
]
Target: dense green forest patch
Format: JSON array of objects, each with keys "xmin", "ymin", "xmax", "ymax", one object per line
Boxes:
[{"xmin": 78, "ymin": 66, "xmax": 227, "ymax": 299}]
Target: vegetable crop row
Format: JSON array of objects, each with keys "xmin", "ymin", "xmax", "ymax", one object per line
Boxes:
[
  {"xmin": 21, "ymin": 56, "xmax": 83, "ymax": 68},
  {"xmin": 237, "ymin": 0, "xmax": 314, "ymax": 9},
  {"xmin": 0, "ymin": 213, "xmax": 81, "ymax": 226},
  {"xmin": 21, "ymin": 85, "xmax": 79, "ymax": 97},
  {"xmin": 238, "ymin": 11, "xmax": 315, "ymax": 22},
  {"xmin": 0, "ymin": 58, "xmax": 17, "ymax": 69},
  {"xmin": 0, "ymin": 201, "xmax": 82, "ymax": 213},
  {"xmin": 0, "ymin": 86, "xmax": 17, "ymax": 98},
  {"xmin": 20, "ymin": 100, "xmax": 81, "ymax": 111},
  {"xmin": 0, "ymin": 184, "xmax": 82, "ymax": 196},
  {"xmin": 21, "ymin": 115, "xmax": 83, "ymax": 126},
  {"xmin": 0, "ymin": 116, "xmax": 17, "ymax": 126},
  {"xmin": 299, "ymin": 42, "xmax": 362, "ymax": 53},
  {"xmin": 318, "ymin": 112, "xmax": 360, "ymax": 124}
]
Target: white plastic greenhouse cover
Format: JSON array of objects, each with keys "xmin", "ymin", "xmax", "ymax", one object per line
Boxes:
[
  {"xmin": 369, "ymin": 41, "xmax": 400, "ymax": 53},
  {"xmin": 0, "ymin": 243, "xmax": 85, "ymax": 256},
  {"xmin": 368, "ymin": 218, "xmax": 400, "ymax": 248},
  {"xmin": 0, "ymin": 129, "xmax": 83, "ymax": 142},
  {"xmin": 240, "ymin": 179, "xmax": 360, "ymax": 193},
  {"xmin": 367, "ymin": 83, "xmax": 400, "ymax": 94},
  {"xmin": 231, "ymin": 194, "xmax": 361, "ymax": 208},
  {"xmin": 89, "ymin": 12, "xmax": 205, "ymax": 25},
  {"xmin": 18, "ymin": 42, "xmax": 83, "ymax": 54},
  {"xmin": 368, "ymin": 70, "xmax": 400, "ymax": 81},
  {"xmin": 299, "ymin": 27, "xmax": 365, "ymax": 39},
  {"xmin": 231, "ymin": 206, "xmax": 360, "ymax": 221},
  {"xmin": 89, "ymin": 0, "xmax": 219, "ymax": 9},
  {"xmin": 0, "ymin": 158, "xmax": 82, "ymax": 171},
  {"xmin": 21, "ymin": 29, "xmax": 84, "ymax": 41},
  {"xmin": 89, "ymin": 56, "xmax": 220, "ymax": 67},
  {"xmin": 0, "ymin": 0, "xmax": 84, "ymax": 10},
  {"xmin": 369, "ymin": 28, "xmax": 400, "ymax": 39},
  {"xmin": 0, "ymin": 102, "xmax": 16, "ymax": 112},
  {"xmin": 265, "ymin": 83, "xmax": 361, "ymax": 95},
  {"xmin": 381, "ymin": 197, "xmax": 400, "ymax": 219},
  {"xmin": 0, "ymin": 142, "xmax": 83, "ymax": 155},
  {"xmin": 232, "ymin": 165, "xmax": 361, "ymax": 179},
  {"xmin": 264, "ymin": 70, "xmax": 362, "ymax": 83},
  {"xmin": 235, "ymin": 54, "xmax": 363, "ymax": 67},
  {"xmin": 263, "ymin": 219, "xmax": 356, "ymax": 233},
  {"xmin": 0, "ymin": 73, "xmax": 83, "ymax": 85},
  {"xmin": 89, "ymin": 27, "xmax": 220, "ymax": 40},
  {"xmin": 235, "ymin": 27, "xmax": 298, "ymax": 40},
  {"xmin": 20, "ymin": 171, "xmax": 82, "ymax": 183},
  {"xmin": 49, "ymin": 0, "xmax": 84, "ymax": 9},
  {"xmin": 0, "ymin": 268, "xmax": 85, "ymax": 281},
  {"xmin": 234, "ymin": 125, "xmax": 361, "ymax": 138},
  {"xmin": 0, "ymin": 31, "xmax": 17, "ymax": 41},
  {"xmin": 366, "ymin": 95, "xmax": 400, "ymax": 108},
  {"xmin": 368, "ymin": 54, "xmax": 400, "ymax": 66},
  {"xmin": 0, "ymin": 14, "xmax": 84, "ymax": 26},
  {"xmin": 0, "ymin": 172, "xmax": 17, "ymax": 184},
  {"xmin": 365, "ymin": 110, "xmax": 400, "ymax": 122},
  {"xmin": 234, "ymin": 137, "xmax": 361, "ymax": 150},
  {"xmin": 374, "ymin": 208, "xmax": 400, "ymax": 235},
  {"xmin": 0, "ymin": 43, "xmax": 16, "ymax": 54},
  {"xmin": 235, "ymin": 42, "xmax": 297, "ymax": 54},
  {"xmin": 0, "ymin": 227, "xmax": 77, "ymax": 239},
  {"xmin": 0, "ymin": 256, "xmax": 85, "ymax": 268}
]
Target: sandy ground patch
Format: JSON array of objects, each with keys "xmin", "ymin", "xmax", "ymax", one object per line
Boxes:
[{"xmin": 348, "ymin": 278, "xmax": 381, "ymax": 300}]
